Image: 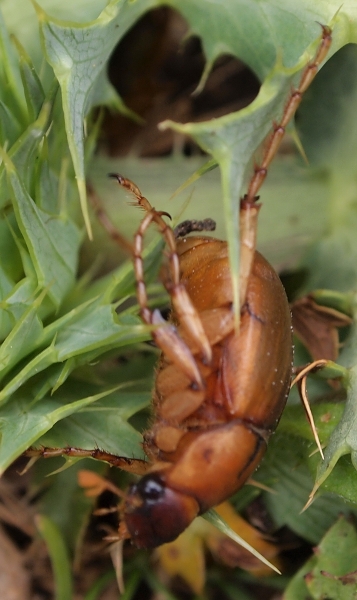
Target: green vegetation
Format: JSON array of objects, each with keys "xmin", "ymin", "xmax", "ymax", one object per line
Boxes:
[{"xmin": 1, "ymin": 0, "xmax": 357, "ymax": 597}]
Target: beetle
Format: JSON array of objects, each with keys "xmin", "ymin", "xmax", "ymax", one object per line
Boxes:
[
  {"xmin": 26, "ymin": 26, "xmax": 332, "ymax": 549},
  {"xmin": 105, "ymin": 174, "xmax": 293, "ymax": 549}
]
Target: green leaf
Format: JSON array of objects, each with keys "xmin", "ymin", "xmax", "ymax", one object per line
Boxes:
[
  {"xmin": 257, "ymin": 430, "xmax": 352, "ymax": 544},
  {"xmin": 298, "ymin": 43, "xmax": 357, "ymax": 168},
  {"xmin": 36, "ymin": 515, "xmax": 73, "ymax": 600},
  {"xmin": 279, "ymin": 403, "xmax": 345, "ymax": 446},
  {"xmin": 160, "ymin": 31, "xmax": 331, "ymax": 314},
  {"xmin": 13, "ymin": 36, "xmax": 45, "ymax": 122},
  {"xmin": 32, "ymin": 0, "xmax": 349, "ymax": 243},
  {"xmin": 0, "ymin": 5, "xmax": 26, "ymax": 123},
  {"xmin": 4, "ymin": 152, "xmax": 81, "ymax": 306},
  {"xmin": 285, "ymin": 516, "xmax": 357, "ymax": 600},
  {"xmin": 1, "ymin": 277, "xmax": 38, "ymax": 331},
  {"xmin": 310, "ymin": 289, "xmax": 355, "ymax": 316},
  {"xmin": 37, "ymin": 390, "xmax": 149, "ymax": 458},
  {"xmin": 311, "ymin": 363, "xmax": 357, "ymax": 499},
  {"xmin": 33, "ymin": 0, "xmax": 142, "ymax": 236},
  {"xmin": 0, "ymin": 263, "xmax": 16, "ymax": 340},
  {"xmin": 0, "ymin": 385, "xmax": 124, "ymax": 473},
  {"xmin": 34, "ymin": 141, "xmax": 61, "ymax": 214},
  {"xmin": 0, "ymin": 100, "xmax": 21, "ymax": 145},
  {"xmin": 0, "ymin": 288, "xmax": 45, "ymax": 378},
  {"xmin": 0, "ymin": 85, "xmax": 56, "ymax": 206},
  {"xmin": 0, "ymin": 308, "xmax": 148, "ymax": 406}
]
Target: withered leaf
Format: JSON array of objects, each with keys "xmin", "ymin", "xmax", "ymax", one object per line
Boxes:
[{"xmin": 291, "ymin": 296, "xmax": 352, "ymax": 361}]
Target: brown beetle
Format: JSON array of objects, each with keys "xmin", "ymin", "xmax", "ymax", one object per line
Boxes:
[
  {"xmin": 103, "ymin": 174, "xmax": 292, "ymax": 548},
  {"xmin": 27, "ymin": 26, "xmax": 332, "ymax": 549}
]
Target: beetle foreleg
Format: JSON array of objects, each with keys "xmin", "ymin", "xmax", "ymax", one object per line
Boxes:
[
  {"xmin": 88, "ymin": 182, "xmax": 134, "ymax": 254},
  {"xmin": 178, "ymin": 306, "xmax": 234, "ymax": 352},
  {"xmin": 24, "ymin": 447, "xmax": 150, "ymax": 475},
  {"xmin": 110, "ymin": 174, "xmax": 212, "ymax": 369},
  {"xmin": 169, "ymin": 284, "xmax": 212, "ymax": 363},
  {"xmin": 151, "ymin": 310, "xmax": 204, "ymax": 388}
]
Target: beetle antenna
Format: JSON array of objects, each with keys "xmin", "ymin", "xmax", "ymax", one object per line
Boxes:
[{"xmin": 174, "ymin": 218, "xmax": 216, "ymax": 238}]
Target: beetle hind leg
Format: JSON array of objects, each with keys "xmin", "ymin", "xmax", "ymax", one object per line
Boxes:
[
  {"xmin": 24, "ymin": 446, "xmax": 150, "ymax": 475},
  {"xmin": 244, "ymin": 26, "xmax": 332, "ymax": 205},
  {"xmin": 239, "ymin": 26, "xmax": 332, "ymax": 308},
  {"xmin": 291, "ymin": 360, "xmax": 329, "ymax": 459}
]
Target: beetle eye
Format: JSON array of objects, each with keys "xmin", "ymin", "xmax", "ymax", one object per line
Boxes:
[{"xmin": 137, "ymin": 475, "xmax": 164, "ymax": 501}]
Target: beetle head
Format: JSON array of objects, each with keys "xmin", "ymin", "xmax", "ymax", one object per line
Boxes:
[{"xmin": 123, "ymin": 472, "xmax": 199, "ymax": 548}]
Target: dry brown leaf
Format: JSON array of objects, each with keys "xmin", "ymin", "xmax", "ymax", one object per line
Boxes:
[
  {"xmin": 0, "ymin": 525, "xmax": 30, "ymax": 600},
  {"xmin": 291, "ymin": 295, "xmax": 352, "ymax": 361}
]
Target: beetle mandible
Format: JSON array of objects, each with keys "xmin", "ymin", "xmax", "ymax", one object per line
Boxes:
[{"xmin": 27, "ymin": 26, "xmax": 332, "ymax": 549}]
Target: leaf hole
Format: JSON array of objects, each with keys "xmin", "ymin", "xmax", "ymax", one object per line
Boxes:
[{"xmin": 103, "ymin": 7, "xmax": 260, "ymax": 158}]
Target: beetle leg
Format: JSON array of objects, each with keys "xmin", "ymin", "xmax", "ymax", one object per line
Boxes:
[
  {"xmin": 239, "ymin": 200, "xmax": 260, "ymax": 308},
  {"xmin": 78, "ymin": 470, "xmax": 126, "ymax": 499},
  {"xmin": 87, "ymin": 182, "xmax": 134, "ymax": 254},
  {"xmin": 24, "ymin": 446, "xmax": 150, "ymax": 475},
  {"xmin": 152, "ymin": 307, "xmax": 234, "ymax": 426},
  {"xmin": 297, "ymin": 376, "xmax": 324, "ymax": 460},
  {"xmin": 244, "ymin": 25, "xmax": 332, "ymax": 205},
  {"xmin": 168, "ymin": 284, "xmax": 212, "ymax": 364},
  {"xmin": 151, "ymin": 426, "xmax": 186, "ymax": 453},
  {"xmin": 151, "ymin": 309, "xmax": 204, "ymax": 387},
  {"xmin": 110, "ymin": 174, "xmax": 212, "ymax": 370},
  {"xmin": 177, "ymin": 306, "xmax": 234, "ymax": 354},
  {"xmin": 291, "ymin": 359, "xmax": 329, "ymax": 459},
  {"xmin": 239, "ymin": 26, "xmax": 332, "ymax": 305},
  {"xmin": 149, "ymin": 308, "xmax": 234, "ymax": 431},
  {"xmin": 132, "ymin": 211, "xmax": 204, "ymax": 387}
]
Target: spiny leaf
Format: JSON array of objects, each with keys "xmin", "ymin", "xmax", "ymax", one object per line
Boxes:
[
  {"xmin": 0, "ymin": 386, "xmax": 124, "ymax": 473},
  {"xmin": 12, "ymin": 36, "xmax": 45, "ymax": 121},
  {"xmin": 285, "ymin": 516, "xmax": 357, "ymax": 600},
  {"xmin": 4, "ymin": 151, "xmax": 81, "ymax": 306}
]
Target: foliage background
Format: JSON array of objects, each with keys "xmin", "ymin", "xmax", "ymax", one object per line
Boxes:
[{"xmin": 0, "ymin": 0, "xmax": 357, "ymax": 598}]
